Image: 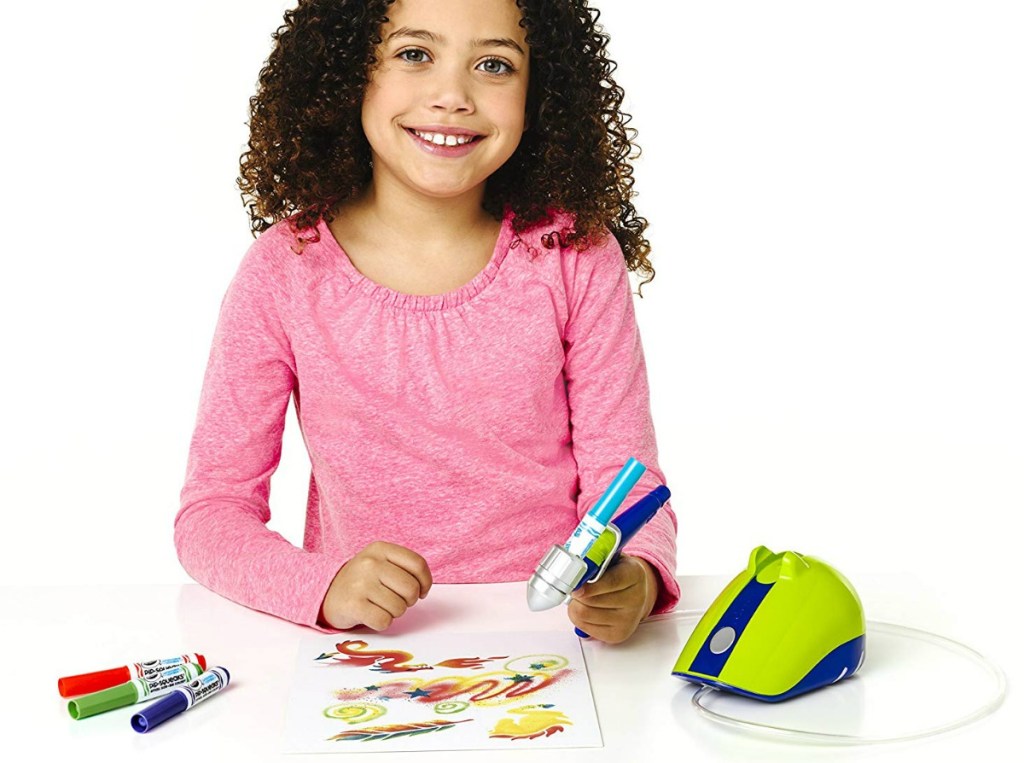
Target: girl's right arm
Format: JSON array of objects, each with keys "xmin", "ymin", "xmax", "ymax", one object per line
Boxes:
[{"xmin": 174, "ymin": 241, "xmax": 346, "ymax": 629}]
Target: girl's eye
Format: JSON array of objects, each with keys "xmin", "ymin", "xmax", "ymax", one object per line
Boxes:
[
  {"xmin": 478, "ymin": 58, "xmax": 514, "ymax": 76},
  {"xmin": 397, "ymin": 48, "xmax": 429, "ymax": 64}
]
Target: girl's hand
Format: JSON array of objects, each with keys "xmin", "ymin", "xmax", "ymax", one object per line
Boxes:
[
  {"xmin": 567, "ymin": 555, "xmax": 659, "ymax": 644},
  {"xmin": 318, "ymin": 542, "xmax": 433, "ymax": 630}
]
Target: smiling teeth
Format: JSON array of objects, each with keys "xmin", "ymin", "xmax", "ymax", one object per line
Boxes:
[{"xmin": 413, "ymin": 130, "xmax": 474, "ymax": 146}]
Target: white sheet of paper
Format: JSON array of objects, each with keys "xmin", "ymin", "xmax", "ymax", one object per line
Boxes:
[{"xmin": 282, "ymin": 629, "xmax": 602, "ymax": 753}]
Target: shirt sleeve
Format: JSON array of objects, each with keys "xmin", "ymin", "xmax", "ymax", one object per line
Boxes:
[
  {"xmin": 561, "ymin": 231, "xmax": 680, "ymax": 614},
  {"xmin": 174, "ymin": 242, "xmax": 345, "ymax": 629}
]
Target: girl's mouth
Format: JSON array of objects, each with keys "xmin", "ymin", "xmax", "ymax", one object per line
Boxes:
[
  {"xmin": 406, "ymin": 128, "xmax": 482, "ymax": 146},
  {"xmin": 404, "ymin": 128, "xmax": 484, "ymax": 157}
]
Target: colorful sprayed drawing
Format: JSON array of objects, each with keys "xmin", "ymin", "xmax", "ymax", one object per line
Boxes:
[
  {"xmin": 490, "ymin": 703, "xmax": 572, "ymax": 739},
  {"xmin": 283, "ymin": 631, "xmax": 602, "ymax": 753},
  {"xmin": 328, "ymin": 719, "xmax": 472, "ymax": 742},
  {"xmin": 330, "ymin": 653, "xmax": 571, "ymax": 707},
  {"xmin": 316, "ymin": 639, "xmax": 507, "ymax": 674}
]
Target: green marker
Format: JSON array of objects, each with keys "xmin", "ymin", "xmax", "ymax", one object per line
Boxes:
[{"xmin": 68, "ymin": 662, "xmax": 204, "ymax": 719}]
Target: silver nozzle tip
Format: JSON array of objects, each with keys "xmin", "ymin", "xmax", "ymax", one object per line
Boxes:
[
  {"xmin": 526, "ymin": 576, "xmax": 568, "ymax": 611},
  {"xmin": 525, "ymin": 545, "xmax": 588, "ymax": 611}
]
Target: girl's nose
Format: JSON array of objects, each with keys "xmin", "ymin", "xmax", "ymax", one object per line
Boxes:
[{"xmin": 427, "ymin": 65, "xmax": 475, "ymax": 113}]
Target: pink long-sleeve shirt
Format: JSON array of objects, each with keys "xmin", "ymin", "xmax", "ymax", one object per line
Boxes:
[{"xmin": 175, "ymin": 209, "xmax": 679, "ymax": 629}]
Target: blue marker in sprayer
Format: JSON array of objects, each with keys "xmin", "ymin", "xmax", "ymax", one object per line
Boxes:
[
  {"xmin": 526, "ymin": 458, "xmax": 649, "ymax": 611},
  {"xmin": 571, "ymin": 483, "xmax": 671, "ymax": 637},
  {"xmin": 564, "ymin": 457, "xmax": 647, "ymax": 556}
]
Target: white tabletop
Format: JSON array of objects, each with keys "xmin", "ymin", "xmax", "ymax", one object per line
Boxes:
[{"xmin": 3, "ymin": 574, "xmax": 1014, "ymax": 762}]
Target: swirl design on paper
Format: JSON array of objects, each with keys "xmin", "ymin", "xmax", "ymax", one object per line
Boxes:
[
  {"xmin": 433, "ymin": 700, "xmax": 470, "ymax": 714},
  {"xmin": 323, "ymin": 702, "xmax": 387, "ymax": 724}
]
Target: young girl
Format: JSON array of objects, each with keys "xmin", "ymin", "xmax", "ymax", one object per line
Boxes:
[{"xmin": 176, "ymin": 0, "xmax": 679, "ymax": 644}]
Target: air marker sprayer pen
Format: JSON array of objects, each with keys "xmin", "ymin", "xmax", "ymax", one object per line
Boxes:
[{"xmin": 526, "ymin": 457, "xmax": 648, "ymax": 611}]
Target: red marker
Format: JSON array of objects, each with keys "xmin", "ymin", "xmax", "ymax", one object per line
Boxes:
[{"xmin": 58, "ymin": 654, "xmax": 207, "ymax": 697}]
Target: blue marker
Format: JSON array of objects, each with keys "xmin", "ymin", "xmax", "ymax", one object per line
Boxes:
[
  {"xmin": 564, "ymin": 458, "xmax": 647, "ymax": 557},
  {"xmin": 130, "ymin": 666, "xmax": 230, "ymax": 733}
]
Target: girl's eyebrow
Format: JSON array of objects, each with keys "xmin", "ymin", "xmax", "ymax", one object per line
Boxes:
[{"xmin": 386, "ymin": 26, "xmax": 526, "ymax": 55}]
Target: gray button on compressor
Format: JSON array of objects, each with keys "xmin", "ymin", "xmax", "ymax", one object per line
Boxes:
[{"xmin": 709, "ymin": 626, "xmax": 737, "ymax": 654}]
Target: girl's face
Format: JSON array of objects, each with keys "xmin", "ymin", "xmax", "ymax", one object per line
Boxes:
[{"xmin": 361, "ymin": 0, "xmax": 530, "ymax": 204}]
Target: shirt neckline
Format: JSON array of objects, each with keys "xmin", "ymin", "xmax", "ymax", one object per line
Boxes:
[{"xmin": 316, "ymin": 210, "xmax": 515, "ymax": 312}]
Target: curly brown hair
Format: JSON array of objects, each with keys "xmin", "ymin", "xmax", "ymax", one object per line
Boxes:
[{"xmin": 238, "ymin": 0, "xmax": 654, "ymax": 285}]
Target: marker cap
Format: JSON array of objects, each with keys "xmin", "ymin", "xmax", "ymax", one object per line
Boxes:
[
  {"xmin": 588, "ymin": 457, "xmax": 647, "ymax": 525},
  {"xmin": 68, "ymin": 681, "xmax": 138, "ymax": 720},
  {"xmin": 59, "ymin": 667, "xmax": 129, "ymax": 698},
  {"xmin": 131, "ymin": 691, "xmax": 187, "ymax": 733}
]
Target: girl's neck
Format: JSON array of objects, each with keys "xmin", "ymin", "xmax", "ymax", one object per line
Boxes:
[
  {"xmin": 328, "ymin": 181, "xmax": 504, "ymax": 296},
  {"xmin": 342, "ymin": 182, "xmax": 496, "ymax": 249}
]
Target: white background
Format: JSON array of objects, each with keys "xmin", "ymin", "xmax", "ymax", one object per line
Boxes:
[{"xmin": 2, "ymin": 0, "xmax": 1020, "ymax": 621}]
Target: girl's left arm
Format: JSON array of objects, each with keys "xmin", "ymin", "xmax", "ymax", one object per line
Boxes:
[{"xmin": 561, "ymin": 231, "xmax": 680, "ymax": 615}]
